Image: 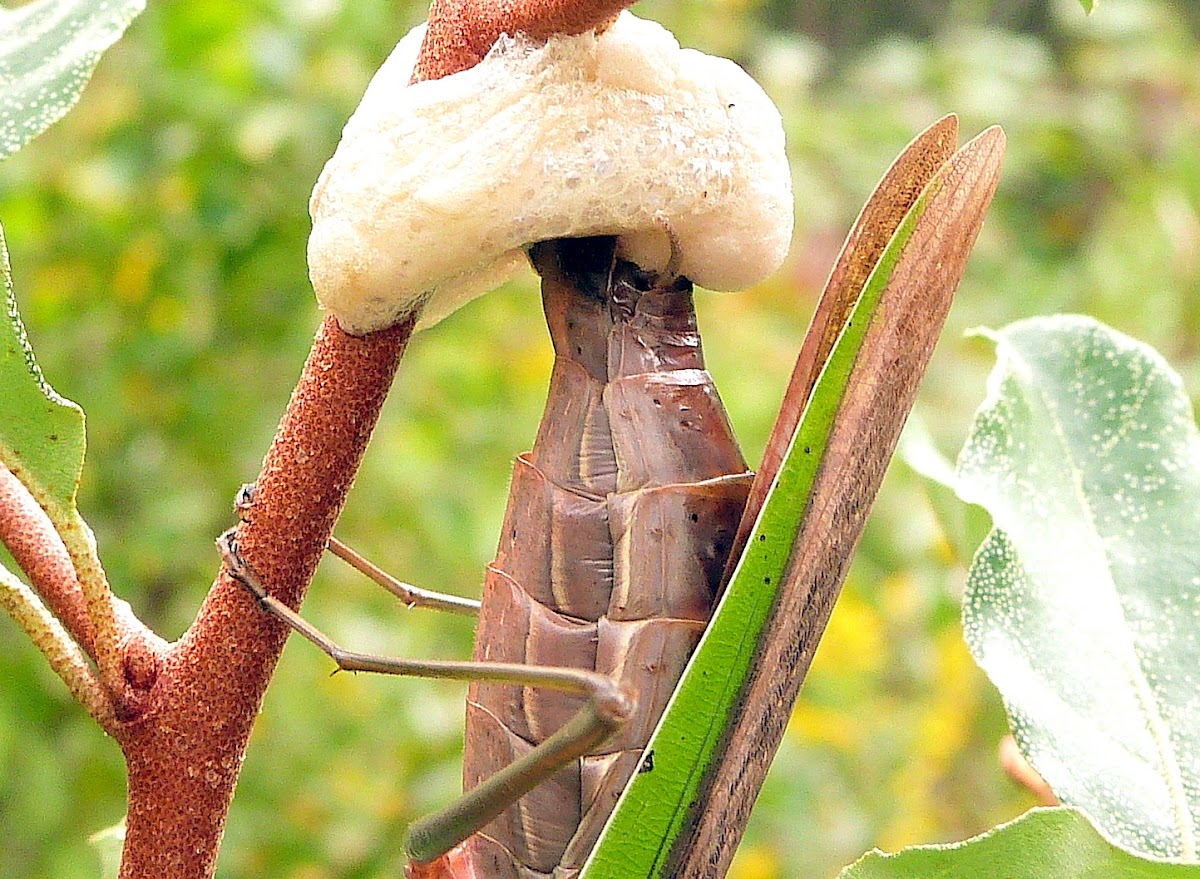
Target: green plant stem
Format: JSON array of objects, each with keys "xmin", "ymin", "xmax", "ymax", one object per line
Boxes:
[{"xmin": 0, "ymin": 564, "xmax": 116, "ymax": 733}]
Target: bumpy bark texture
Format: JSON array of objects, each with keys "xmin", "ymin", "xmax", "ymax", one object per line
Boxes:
[
  {"xmin": 116, "ymin": 317, "xmax": 412, "ymax": 878},
  {"xmin": 103, "ymin": 1, "xmax": 644, "ymax": 877}
]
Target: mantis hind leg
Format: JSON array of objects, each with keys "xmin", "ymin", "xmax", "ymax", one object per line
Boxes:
[
  {"xmin": 217, "ymin": 529, "xmax": 632, "ymax": 865},
  {"xmin": 235, "ymin": 482, "xmax": 480, "ymax": 616}
]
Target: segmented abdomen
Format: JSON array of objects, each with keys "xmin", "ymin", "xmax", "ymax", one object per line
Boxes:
[{"xmin": 461, "ymin": 238, "xmax": 751, "ymax": 878}]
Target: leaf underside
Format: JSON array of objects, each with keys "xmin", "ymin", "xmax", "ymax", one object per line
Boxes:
[
  {"xmin": 957, "ymin": 316, "xmax": 1200, "ymax": 862},
  {"xmin": 0, "ymin": 0, "xmax": 146, "ymax": 160}
]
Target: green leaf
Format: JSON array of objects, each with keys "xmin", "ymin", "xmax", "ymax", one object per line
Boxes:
[
  {"xmin": 0, "ymin": 220, "xmax": 86, "ymax": 522},
  {"xmin": 957, "ymin": 316, "xmax": 1200, "ymax": 862},
  {"xmin": 0, "ymin": 0, "xmax": 146, "ymax": 159},
  {"xmin": 839, "ymin": 807, "xmax": 1200, "ymax": 879},
  {"xmin": 1078, "ymin": 0, "xmax": 1096, "ymax": 13}
]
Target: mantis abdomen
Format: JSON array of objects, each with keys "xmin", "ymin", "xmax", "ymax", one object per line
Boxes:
[{"xmin": 459, "ymin": 237, "xmax": 753, "ymax": 877}]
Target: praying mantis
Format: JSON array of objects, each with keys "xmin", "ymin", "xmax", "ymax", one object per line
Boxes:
[
  {"xmin": 223, "ymin": 113, "xmax": 1003, "ymax": 879},
  {"xmin": 226, "ymin": 232, "xmax": 750, "ymax": 877}
]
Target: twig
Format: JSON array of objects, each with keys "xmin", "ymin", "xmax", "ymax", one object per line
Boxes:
[
  {"xmin": 1000, "ymin": 734, "xmax": 1058, "ymax": 806},
  {"xmin": 0, "ymin": 462, "xmax": 163, "ymax": 720},
  {"xmin": 55, "ymin": 509, "xmax": 129, "ymax": 697},
  {"xmin": 0, "ymin": 461, "xmax": 97, "ymax": 657},
  {"xmin": 0, "ymin": 565, "xmax": 117, "ymax": 734}
]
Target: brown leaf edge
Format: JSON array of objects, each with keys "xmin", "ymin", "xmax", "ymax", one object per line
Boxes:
[{"xmin": 674, "ymin": 125, "xmax": 1007, "ymax": 879}]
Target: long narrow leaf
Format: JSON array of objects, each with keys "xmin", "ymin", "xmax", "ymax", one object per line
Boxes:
[
  {"xmin": 723, "ymin": 114, "xmax": 959, "ymax": 577},
  {"xmin": 582, "ymin": 124, "xmax": 1005, "ymax": 879}
]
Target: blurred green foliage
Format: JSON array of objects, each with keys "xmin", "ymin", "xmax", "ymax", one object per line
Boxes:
[{"xmin": 0, "ymin": 0, "xmax": 1198, "ymax": 877}]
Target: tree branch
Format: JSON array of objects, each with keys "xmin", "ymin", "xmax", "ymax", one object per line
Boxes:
[
  {"xmin": 116, "ymin": 316, "xmax": 413, "ymax": 878},
  {"xmin": 0, "ymin": 461, "xmax": 97, "ymax": 657},
  {"xmin": 111, "ymin": 1, "xmax": 643, "ymax": 875}
]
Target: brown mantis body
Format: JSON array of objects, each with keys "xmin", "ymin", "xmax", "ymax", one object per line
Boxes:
[
  {"xmin": 224, "ymin": 233, "xmax": 754, "ymax": 878},
  {"xmin": 453, "ymin": 237, "xmax": 752, "ymax": 878},
  {"xmin": 224, "ymin": 116, "xmax": 1004, "ymax": 879}
]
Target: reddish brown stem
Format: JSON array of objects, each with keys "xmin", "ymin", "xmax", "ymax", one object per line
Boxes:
[
  {"xmin": 0, "ymin": 461, "xmax": 97, "ymax": 657},
  {"xmin": 416, "ymin": 0, "xmax": 632, "ymax": 80},
  {"xmin": 105, "ymin": 1, "xmax": 646, "ymax": 875},
  {"xmin": 1000, "ymin": 734, "xmax": 1059, "ymax": 806},
  {"xmin": 115, "ymin": 316, "xmax": 412, "ymax": 878}
]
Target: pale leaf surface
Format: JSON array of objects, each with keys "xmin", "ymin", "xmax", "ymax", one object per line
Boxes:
[
  {"xmin": 0, "ymin": 0, "xmax": 145, "ymax": 159},
  {"xmin": 957, "ymin": 316, "xmax": 1200, "ymax": 861}
]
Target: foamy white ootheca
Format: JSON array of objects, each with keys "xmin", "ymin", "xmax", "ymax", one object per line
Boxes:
[{"xmin": 309, "ymin": 12, "xmax": 793, "ymax": 334}]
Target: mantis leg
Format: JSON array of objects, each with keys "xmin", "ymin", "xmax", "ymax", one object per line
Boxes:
[
  {"xmin": 217, "ymin": 530, "xmax": 632, "ymax": 863},
  {"xmin": 235, "ymin": 482, "xmax": 480, "ymax": 616},
  {"xmin": 326, "ymin": 536, "xmax": 480, "ymax": 616}
]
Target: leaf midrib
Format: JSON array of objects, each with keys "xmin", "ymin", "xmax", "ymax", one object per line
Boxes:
[{"xmin": 1006, "ymin": 332, "xmax": 1196, "ymax": 860}]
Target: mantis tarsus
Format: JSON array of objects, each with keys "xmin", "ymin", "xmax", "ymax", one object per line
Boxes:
[{"xmin": 224, "ymin": 114, "xmax": 1004, "ymax": 879}]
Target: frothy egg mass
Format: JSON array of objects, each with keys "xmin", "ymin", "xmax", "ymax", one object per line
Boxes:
[{"xmin": 308, "ymin": 12, "xmax": 794, "ymax": 334}]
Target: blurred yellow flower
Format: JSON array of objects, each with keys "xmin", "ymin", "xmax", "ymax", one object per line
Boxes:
[
  {"xmin": 114, "ymin": 234, "xmax": 163, "ymax": 305},
  {"xmin": 788, "ymin": 701, "xmax": 861, "ymax": 750},
  {"xmin": 730, "ymin": 844, "xmax": 781, "ymax": 879},
  {"xmin": 810, "ymin": 586, "xmax": 885, "ymax": 678}
]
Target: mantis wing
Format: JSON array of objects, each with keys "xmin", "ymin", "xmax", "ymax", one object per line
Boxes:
[{"xmin": 581, "ymin": 118, "xmax": 1006, "ymax": 879}]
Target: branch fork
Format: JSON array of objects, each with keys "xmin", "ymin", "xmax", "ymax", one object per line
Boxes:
[{"xmin": 1, "ymin": 1, "xmax": 653, "ymax": 876}]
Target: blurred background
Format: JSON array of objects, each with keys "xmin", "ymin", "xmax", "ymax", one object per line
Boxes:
[{"xmin": 1, "ymin": 0, "xmax": 1198, "ymax": 876}]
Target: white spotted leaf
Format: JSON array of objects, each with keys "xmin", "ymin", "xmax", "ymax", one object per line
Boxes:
[
  {"xmin": 957, "ymin": 315, "xmax": 1200, "ymax": 862},
  {"xmin": 0, "ymin": 0, "xmax": 145, "ymax": 160}
]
